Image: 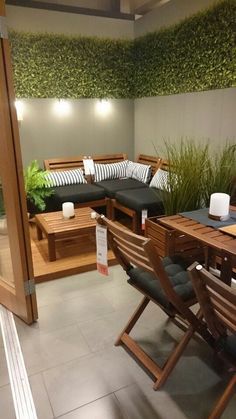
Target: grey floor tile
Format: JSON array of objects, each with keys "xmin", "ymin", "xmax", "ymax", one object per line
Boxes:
[
  {"xmin": 115, "ymin": 384, "xmax": 187, "ymax": 419},
  {"xmin": 0, "ymin": 373, "xmax": 54, "ymax": 419},
  {"xmin": 21, "ymin": 323, "xmax": 91, "ymax": 375},
  {"xmin": 57, "ymin": 394, "xmax": 126, "ymax": 419},
  {"xmin": 32, "ymin": 290, "xmax": 116, "ymax": 334},
  {"xmin": 42, "ymin": 346, "xmax": 144, "ymax": 417}
]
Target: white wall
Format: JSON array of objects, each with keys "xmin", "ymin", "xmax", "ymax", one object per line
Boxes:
[
  {"xmin": 6, "ymin": 5, "xmax": 134, "ymax": 38},
  {"xmin": 135, "ymin": 0, "xmax": 219, "ymax": 37},
  {"xmin": 134, "ymin": 88, "xmax": 236, "ymax": 156},
  {"xmin": 18, "ymin": 99, "xmax": 134, "ymax": 167}
]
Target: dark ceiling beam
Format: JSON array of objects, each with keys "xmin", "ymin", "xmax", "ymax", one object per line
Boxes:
[{"xmin": 6, "ymin": 0, "xmax": 135, "ymax": 20}]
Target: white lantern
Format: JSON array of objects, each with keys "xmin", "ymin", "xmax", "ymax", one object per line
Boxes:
[
  {"xmin": 209, "ymin": 193, "xmax": 230, "ymax": 221},
  {"xmin": 62, "ymin": 202, "xmax": 75, "ymax": 219}
]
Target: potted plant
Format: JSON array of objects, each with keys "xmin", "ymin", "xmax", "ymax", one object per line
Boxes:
[{"xmin": 24, "ymin": 160, "xmax": 54, "ymax": 216}]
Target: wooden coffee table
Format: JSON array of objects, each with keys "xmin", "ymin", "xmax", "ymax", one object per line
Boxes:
[{"xmin": 35, "ymin": 207, "xmax": 97, "ymax": 261}]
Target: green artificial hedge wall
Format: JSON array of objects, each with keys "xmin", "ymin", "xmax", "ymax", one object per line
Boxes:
[
  {"xmin": 9, "ymin": 0, "xmax": 236, "ymax": 99},
  {"xmin": 134, "ymin": 0, "xmax": 236, "ymax": 97}
]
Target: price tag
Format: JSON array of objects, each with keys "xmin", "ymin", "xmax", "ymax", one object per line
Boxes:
[
  {"xmin": 96, "ymin": 224, "xmax": 108, "ymax": 276},
  {"xmin": 141, "ymin": 209, "xmax": 148, "ymax": 231},
  {"xmin": 83, "ymin": 157, "xmax": 95, "ymax": 175}
]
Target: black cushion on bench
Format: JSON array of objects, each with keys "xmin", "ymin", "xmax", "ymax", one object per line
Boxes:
[
  {"xmin": 95, "ymin": 178, "xmax": 147, "ymax": 198},
  {"xmin": 45, "ymin": 184, "xmax": 106, "ymax": 211},
  {"xmin": 115, "ymin": 187, "xmax": 164, "ymax": 213},
  {"xmin": 128, "ymin": 256, "xmax": 195, "ymax": 310}
]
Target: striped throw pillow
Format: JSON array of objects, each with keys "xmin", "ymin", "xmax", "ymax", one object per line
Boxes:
[
  {"xmin": 45, "ymin": 168, "xmax": 87, "ymax": 187},
  {"xmin": 149, "ymin": 168, "xmax": 169, "ymax": 190},
  {"xmin": 94, "ymin": 160, "xmax": 128, "ymax": 182},
  {"xmin": 126, "ymin": 161, "xmax": 151, "ymax": 184}
]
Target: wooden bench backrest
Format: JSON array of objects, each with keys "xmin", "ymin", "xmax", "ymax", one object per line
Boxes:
[
  {"xmin": 136, "ymin": 154, "xmax": 162, "ymax": 177},
  {"xmin": 44, "ymin": 153, "xmax": 127, "ymax": 171}
]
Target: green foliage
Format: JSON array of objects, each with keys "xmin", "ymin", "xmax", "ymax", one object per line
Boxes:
[
  {"xmin": 24, "ymin": 160, "xmax": 54, "ymax": 212},
  {"xmin": 156, "ymin": 140, "xmax": 210, "ymax": 215},
  {"xmin": 10, "ymin": 31, "xmax": 134, "ymax": 99},
  {"xmin": 203, "ymin": 144, "xmax": 236, "ymax": 205},
  {"xmin": 134, "ymin": 0, "xmax": 236, "ymax": 97},
  {"xmin": 9, "ymin": 0, "xmax": 236, "ymax": 99},
  {"xmin": 155, "ymin": 140, "xmax": 236, "ymax": 216}
]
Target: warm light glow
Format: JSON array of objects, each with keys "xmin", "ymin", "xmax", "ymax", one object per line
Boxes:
[
  {"xmin": 96, "ymin": 99, "xmax": 112, "ymax": 116},
  {"xmin": 15, "ymin": 100, "xmax": 24, "ymax": 121},
  {"xmin": 53, "ymin": 99, "xmax": 71, "ymax": 117}
]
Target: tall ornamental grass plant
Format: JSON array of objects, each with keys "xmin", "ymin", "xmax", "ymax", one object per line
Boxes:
[{"xmin": 156, "ymin": 140, "xmax": 236, "ymax": 216}]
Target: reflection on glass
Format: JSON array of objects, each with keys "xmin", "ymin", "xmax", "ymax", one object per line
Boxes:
[{"xmin": 0, "ymin": 179, "xmax": 15, "ymax": 286}]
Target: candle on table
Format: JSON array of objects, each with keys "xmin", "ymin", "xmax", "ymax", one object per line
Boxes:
[
  {"xmin": 62, "ymin": 202, "xmax": 75, "ymax": 219},
  {"xmin": 209, "ymin": 193, "xmax": 230, "ymax": 220}
]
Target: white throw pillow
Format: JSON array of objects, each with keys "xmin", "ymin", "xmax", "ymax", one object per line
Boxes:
[
  {"xmin": 94, "ymin": 160, "xmax": 128, "ymax": 182},
  {"xmin": 149, "ymin": 168, "xmax": 169, "ymax": 190},
  {"xmin": 45, "ymin": 168, "xmax": 86, "ymax": 187},
  {"xmin": 126, "ymin": 161, "xmax": 151, "ymax": 184}
]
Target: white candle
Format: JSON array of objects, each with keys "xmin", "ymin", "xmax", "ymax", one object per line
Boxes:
[
  {"xmin": 209, "ymin": 193, "xmax": 230, "ymax": 218},
  {"xmin": 91, "ymin": 211, "xmax": 97, "ymax": 219},
  {"xmin": 62, "ymin": 202, "xmax": 75, "ymax": 219}
]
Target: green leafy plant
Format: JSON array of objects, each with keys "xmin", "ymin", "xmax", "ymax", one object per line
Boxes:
[
  {"xmin": 9, "ymin": 0, "xmax": 236, "ymax": 99},
  {"xmin": 24, "ymin": 160, "xmax": 54, "ymax": 212}
]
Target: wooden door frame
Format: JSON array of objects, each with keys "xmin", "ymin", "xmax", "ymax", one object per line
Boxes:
[{"xmin": 0, "ymin": 0, "xmax": 37, "ymax": 323}]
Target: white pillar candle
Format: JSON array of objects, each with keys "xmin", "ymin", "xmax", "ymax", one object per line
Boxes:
[
  {"xmin": 62, "ymin": 202, "xmax": 75, "ymax": 219},
  {"xmin": 209, "ymin": 193, "xmax": 230, "ymax": 218}
]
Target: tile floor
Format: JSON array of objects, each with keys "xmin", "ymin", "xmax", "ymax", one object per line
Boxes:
[{"xmin": 0, "ymin": 265, "xmax": 235, "ymax": 418}]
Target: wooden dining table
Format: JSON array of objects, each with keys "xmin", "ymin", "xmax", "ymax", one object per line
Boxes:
[{"xmin": 158, "ymin": 207, "xmax": 236, "ymax": 285}]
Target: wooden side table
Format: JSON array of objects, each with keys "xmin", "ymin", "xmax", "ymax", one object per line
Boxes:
[{"xmin": 35, "ymin": 207, "xmax": 96, "ymax": 261}]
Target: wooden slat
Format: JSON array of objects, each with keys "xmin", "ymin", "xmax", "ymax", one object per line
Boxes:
[{"xmin": 44, "ymin": 153, "xmax": 127, "ymax": 171}]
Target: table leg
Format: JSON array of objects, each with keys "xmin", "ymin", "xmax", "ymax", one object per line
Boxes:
[
  {"xmin": 48, "ymin": 235, "xmax": 56, "ymax": 261},
  {"xmin": 36, "ymin": 225, "xmax": 43, "ymax": 241}
]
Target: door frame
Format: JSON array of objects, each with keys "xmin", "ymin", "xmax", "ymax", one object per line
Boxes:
[{"xmin": 0, "ymin": 0, "xmax": 37, "ymax": 323}]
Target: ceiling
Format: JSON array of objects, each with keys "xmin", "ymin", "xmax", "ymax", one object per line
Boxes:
[{"xmin": 6, "ymin": 0, "xmax": 172, "ymax": 20}]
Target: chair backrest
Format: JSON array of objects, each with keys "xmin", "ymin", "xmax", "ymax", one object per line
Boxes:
[
  {"xmin": 97, "ymin": 216, "xmax": 201, "ymax": 325},
  {"xmin": 44, "ymin": 153, "xmax": 127, "ymax": 171},
  {"xmin": 188, "ymin": 263, "xmax": 236, "ymax": 339}
]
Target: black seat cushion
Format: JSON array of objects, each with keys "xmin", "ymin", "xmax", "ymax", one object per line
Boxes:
[
  {"xmin": 115, "ymin": 187, "xmax": 164, "ymax": 214},
  {"xmin": 45, "ymin": 184, "xmax": 106, "ymax": 211},
  {"xmin": 95, "ymin": 179, "xmax": 147, "ymax": 198},
  {"xmin": 128, "ymin": 256, "xmax": 195, "ymax": 309}
]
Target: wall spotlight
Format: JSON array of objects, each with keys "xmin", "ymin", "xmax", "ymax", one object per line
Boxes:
[
  {"xmin": 96, "ymin": 99, "xmax": 111, "ymax": 117},
  {"xmin": 53, "ymin": 99, "xmax": 71, "ymax": 117},
  {"xmin": 15, "ymin": 100, "xmax": 24, "ymax": 122}
]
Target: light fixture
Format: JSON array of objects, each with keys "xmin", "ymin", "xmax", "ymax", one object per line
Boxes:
[
  {"xmin": 96, "ymin": 99, "xmax": 111, "ymax": 117},
  {"xmin": 15, "ymin": 100, "xmax": 24, "ymax": 122},
  {"xmin": 53, "ymin": 99, "xmax": 71, "ymax": 117},
  {"xmin": 209, "ymin": 193, "xmax": 230, "ymax": 221}
]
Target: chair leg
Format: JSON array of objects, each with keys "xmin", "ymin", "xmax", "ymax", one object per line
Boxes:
[
  {"xmin": 208, "ymin": 375, "xmax": 236, "ymax": 419},
  {"xmin": 153, "ymin": 324, "xmax": 195, "ymax": 390},
  {"xmin": 115, "ymin": 296, "xmax": 150, "ymax": 346}
]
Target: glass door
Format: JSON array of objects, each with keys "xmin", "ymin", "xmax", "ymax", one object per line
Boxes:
[{"xmin": 0, "ymin": 0, "xmax": 37, "ymax": 324}]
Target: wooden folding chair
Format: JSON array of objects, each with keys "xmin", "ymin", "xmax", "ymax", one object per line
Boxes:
[
  {"xmin": 189, "ymin": 263, "xmax": 236, "ymax": 419},
  {"xmin": 97, "ymin": 215, "xmax": 213, "ymax": 390}
]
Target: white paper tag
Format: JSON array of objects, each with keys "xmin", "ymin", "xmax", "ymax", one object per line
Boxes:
[
  {"xmin": 96, "ymin": 224, "xmax": 108, "ymax": 275},
  {"xmin": 141, "ymin": 209, "xmax": 148, "ymax": 230},
  {"xmin": 83, "ymin": 157, "xmax": 95, "ymax": 175}
]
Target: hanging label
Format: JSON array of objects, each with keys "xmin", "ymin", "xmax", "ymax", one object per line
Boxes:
[
  {"xmin": 96, "ymin": 224, "xmax": 108, "ymax": 276},
  {"xmin": 83, "ymin": 157, "xmax": 95, "ymax": 175},
  {"xmin": 141, "ymin": 209, "xmax": 148, "ymax": 230}
]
